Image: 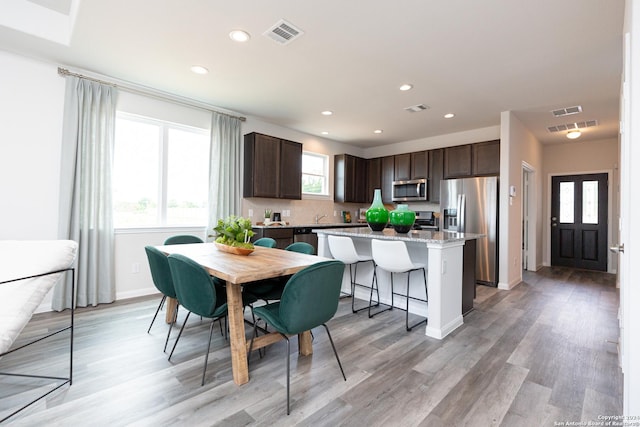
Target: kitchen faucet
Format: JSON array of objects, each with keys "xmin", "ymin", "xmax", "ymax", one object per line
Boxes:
[{"xmin": 314, "ymin": 214, "xmax": 327, "ymax": 224}]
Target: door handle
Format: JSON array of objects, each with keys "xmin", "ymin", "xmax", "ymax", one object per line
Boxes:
[{"xmin": 610, "ymin": 243, "xmax": 625, "ymax": 254}]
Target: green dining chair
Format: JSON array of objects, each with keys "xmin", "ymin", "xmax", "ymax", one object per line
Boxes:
[
  {"xmin": 245, "ymin": 241, "xmax": 315, "ymax": 304},
  {"xmin": 144, "ymin": 246, "xmax": 179, "ymax": 352},
  {"xmin": 284, "ymin": 242, "xmax": 315, "ymax": 255},
  {"xmin": 164, "ymin": 235, "xmax": 204, "ymax": 245},
  {"xmin": 248, "ymin": 259, "xmax": 347, "ymax": 415},
  {"xmin": 167, "ymin": 253, "xmax": 229, "ymax": 386},
  {"xmin": 253, "ymin": 237, "xmax": 277, "ymax": 248}
]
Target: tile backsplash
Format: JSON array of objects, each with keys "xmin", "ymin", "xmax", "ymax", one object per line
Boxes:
[{"xmin": 242, "ymin": 198, "xmax": 440, "ymax": 225}]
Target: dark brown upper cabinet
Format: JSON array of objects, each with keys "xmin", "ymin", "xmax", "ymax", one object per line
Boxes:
[
  {"xmin": 444, "ymin": 144, "xmax": 473, "ymax": 179},
  {"xmin": 394, "ymin": 153, "xmax": 411, "ymax": 181},
  {"xmin": 367, "ymin": 157, "xmax": 381, "ymax": 202},
  {"xmin": 279, "ymin": 139, "xmax": 303, "ymax": 198},
  {"xmin": 411, "ymin": 151, "xmax": 428, "ymax": 179},
  {"xmin": 334, "ymin": 154, "xmax": 368, "ymax": 203},
  {"xmin": 393, "ymin": 151, "xmax": 428, "ymax": 181},
  {"xmin": 428, "ymin": 148, "xmax": 444, "ymax": 203},
  {"xmin": 243, "ymin": 132, "xmax": 302, "ymax": 199},
  {"xmin": 472, "ymin": 140, "xmax": 500, "ymax": 176},
  {"xmin": 381, "ymin": 155, "xmax": 395, "ymax": 203}
]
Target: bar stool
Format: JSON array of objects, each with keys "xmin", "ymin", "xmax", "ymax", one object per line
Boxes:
[
  {"xmin": 371, "ymin": 239, "xmax": 428, "ymax": 331},
  {"xmin": 328, "ymin": 235, "xmax": 379, "ymax": 314}
]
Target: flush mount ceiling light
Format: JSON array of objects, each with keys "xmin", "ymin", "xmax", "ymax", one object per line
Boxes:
[
  {"xmin": 321, "ymin": 131, "xmax": 329, "ymax": 135},
  {"xmin": 374, "ymin": 129, "xmax": 383, "ymax": 134},
  {"xmin": 190, "ymin": 65, "xmax": 209, "ymax": 75},
  {"xmin": 399, "ymin": 84, "xmax": 413, "ymax": 91},
  {"xmin": 321, "ymin": 110, "xmax": 333, "ymax": 116},
  {"xmin": 229, "ymin": 29, "xmax": 251, "ymax": 42},
  {"xmin": 566, "ymin": 130, "xmax": 582, "ymax": 139},
  {"xmin": 444, "ymin": 113, "xmax": 455, "ymax": 119}
]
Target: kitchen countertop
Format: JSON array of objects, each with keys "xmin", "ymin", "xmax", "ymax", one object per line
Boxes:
[
  {"xmin": 313, "ymin": 226, "xmax": 483, "ymax": 243},
  {"xmin": 252, "ymin": 222, "xmax": 367, "ymax": 229}
]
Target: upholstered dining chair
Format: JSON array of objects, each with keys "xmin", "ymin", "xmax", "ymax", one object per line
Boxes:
[
  {"xmin": 248, "ymin": 259, "xmax": 347, "ymax": 415},
  {"xmin": 163, "ymin": 235, "xmax": 204, "ymax": 245},
  {"xmin": 283, "ymin": 241, "xmax": 315, "ymax": 255},
  {"xmin": 166, "ymin": 253, "xmax": 229, "ymax": 386},
  {"xmin": 246, "ymin": 241, "xmax": 315, "ymax": 304},
  {"xmin": 144, "ymin": 246, "xmax": 179, "ymax": 352},
  {"xmin": 253, "ymin": 237, "xmax": 277, "ymax": 248}
]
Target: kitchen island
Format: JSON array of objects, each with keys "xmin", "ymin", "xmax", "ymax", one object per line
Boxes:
[{"xmin": 315, "ymin": 227, "xmax": 481, "ymax": 339}]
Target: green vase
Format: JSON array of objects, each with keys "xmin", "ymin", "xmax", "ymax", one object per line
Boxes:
[
  {"xmin": 365, "ymin": 189, "xmax": 389, "ymax": 231},
  {"xmin": 389, "ymin": 204, "xmax": 416, "ymax": 233}
]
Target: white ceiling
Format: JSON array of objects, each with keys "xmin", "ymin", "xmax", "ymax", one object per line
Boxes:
[{"xmin": 0, "ymin": 0, "xmax": 625, "ymax": 147}]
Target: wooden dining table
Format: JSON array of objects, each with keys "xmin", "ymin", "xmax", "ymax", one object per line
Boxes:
[{"xmin": 156, "ymin": 242, "xmax": 330, "ymax": 385}]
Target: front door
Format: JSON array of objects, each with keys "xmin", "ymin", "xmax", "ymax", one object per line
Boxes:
[{"xmin": 551, "ymin": 173, "xmax": 608, "ymax": 271}]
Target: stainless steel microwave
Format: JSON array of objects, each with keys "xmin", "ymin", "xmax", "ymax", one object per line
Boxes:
[{"xmin": 392, "ymin": 178, "xmax": 427, "ymax": 201}]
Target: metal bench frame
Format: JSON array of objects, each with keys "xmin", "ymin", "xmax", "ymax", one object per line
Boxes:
[{"xmin": 0, "ymin": 267, "xmax": 75, "ymax": 423}]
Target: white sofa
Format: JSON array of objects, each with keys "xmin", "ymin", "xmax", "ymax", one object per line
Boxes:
[{"xmin": 0, "ymin": 239, "xmax": 77, "ymax": 422}]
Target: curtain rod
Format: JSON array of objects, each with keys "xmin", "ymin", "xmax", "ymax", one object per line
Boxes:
[{"xmin": 57, "ymin": 67, "xmax": 246, "ymax": 122}]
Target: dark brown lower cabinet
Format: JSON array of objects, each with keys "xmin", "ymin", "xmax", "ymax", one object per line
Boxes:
[{"xmin": 252, "ymin": 228, "xmax": 294, "ymax": 249}]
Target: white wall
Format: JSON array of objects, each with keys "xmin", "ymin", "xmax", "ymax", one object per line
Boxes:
[
  {"xmin": 541, "ymin": 137, "xmax": 619, "ymax": 271},
  {"xmin": 499, "ymin": 111, "xmax": 543, "ymax": 290},
  {"xmin": 0, "ymin": 51, "xmax": 65, "ymax": 240}
]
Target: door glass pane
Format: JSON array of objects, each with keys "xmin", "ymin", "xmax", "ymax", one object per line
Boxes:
[
  {"xmin": 559, "ymin": 182, "xmax": 574, "ymax": 223},
  {"xmin": 582, "ymin": 181, "xmax": 598, "ymax": 224}
]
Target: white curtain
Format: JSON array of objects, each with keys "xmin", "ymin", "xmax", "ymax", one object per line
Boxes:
[
  {"xmin": 207, "ymin": 112, "xmax": 243, "ymax": 239},
  {"xmin": 53, "ymin": 76, "xmax": 117, "ymax": 310}
]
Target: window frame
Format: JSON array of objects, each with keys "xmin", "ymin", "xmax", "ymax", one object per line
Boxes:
[{"xmin": 113, "ymin": 111, "xmax": 210, "ymax": 229}]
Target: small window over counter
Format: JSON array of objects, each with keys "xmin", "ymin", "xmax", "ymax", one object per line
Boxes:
[{"xmin": 302, "ymin": 152, "xmax": 329, "ymax": 196}]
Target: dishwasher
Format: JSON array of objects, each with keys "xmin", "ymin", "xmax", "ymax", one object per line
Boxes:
[{"xmin": 293, "ymin": 227, "xmax": 318, "ymax": 252}]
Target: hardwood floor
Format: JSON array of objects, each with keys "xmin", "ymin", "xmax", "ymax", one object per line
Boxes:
[{"xmin": 1, "ymin": 267, "xmax": 622, "ymax": 426}]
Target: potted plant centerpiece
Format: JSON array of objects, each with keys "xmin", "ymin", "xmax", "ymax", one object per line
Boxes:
[{"xmin": 213, "ymin": 215, "xmax": 255, "ymax": 255}]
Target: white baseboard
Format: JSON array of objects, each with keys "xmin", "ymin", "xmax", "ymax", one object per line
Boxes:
[{"xmin": 34, "ymin": 287, "xmax": 158, "ymax": 314}]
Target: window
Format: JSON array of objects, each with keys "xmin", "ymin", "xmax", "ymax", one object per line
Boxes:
[
  {"xmin": 113, "ymin": 113, "xmax": 209, "ymax": 227},
  {"xmin": 302, "ymin": 152, "xmax": 329, "ymax": 195}
]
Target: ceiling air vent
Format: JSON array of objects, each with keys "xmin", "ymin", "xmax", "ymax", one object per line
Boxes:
[
  {"xmin": 551, "ymin": 105, "xmax": 583, "ymax": 117},
  {"xmin": 405, "ymin": 104, "xmax": 430, "ymax": 113},
  {"xmin": 547, "ymin": 120, "xmax": 598, "ymax": 133},
  {"xmin": 264, "ymin": 19, "xmax": 304, "ymax": 45}
]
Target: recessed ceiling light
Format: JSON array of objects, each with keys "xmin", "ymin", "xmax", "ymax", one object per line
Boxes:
[
  {"xmin": 399, "ymin": 84, "xmax": 413, "ymax": 91},
  {"xmin": 321, "ymin": 131, "xmax": 329, "ymax": 135},
  {"xmin": 190, "ymin": 65, "xmax": 209, "ymax": 75},
  {"xmin": 229, "ymin": 30, "xmax": 251, "ymax": 42},
  {"xmin": 566, "ymin": 130, "xmax": 582, "ymax": 139},
  {"xmin": 444, "ymin": 113, "xmax": 455, "ymax": 119},
  {"xmin": 374, "ymin": 129, "xmax": 383, "ymax": 134},
  {"xmin": 321, "ymin": 110, "xmax": 333, "ymax": 116}
]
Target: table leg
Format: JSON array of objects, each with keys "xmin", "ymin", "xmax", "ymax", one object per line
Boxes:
[
  {"xmin": 166, "ymin": 297, "xmax": 178, "ymax": 323},
  {"xmin": 226, "ymin": 282, "xmax": 249, "ymax": 385},
  {"xmin": 298, "ymin": 331, "xmax": 313, "ymax": 356}
]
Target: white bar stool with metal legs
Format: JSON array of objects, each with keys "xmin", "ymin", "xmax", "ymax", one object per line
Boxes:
[
  {"xmin": 327, "ymin": 235, "xmax": 379, "ymax": 314},
  {"xmin": 371, "ymin": 239, "xmax": 428, "ymax": 331}
]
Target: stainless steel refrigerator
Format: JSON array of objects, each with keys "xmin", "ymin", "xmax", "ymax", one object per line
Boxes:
[{"xmin": 440, "ymin": 176, "xmax": 498, "ymax": 286}]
